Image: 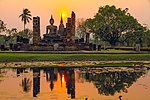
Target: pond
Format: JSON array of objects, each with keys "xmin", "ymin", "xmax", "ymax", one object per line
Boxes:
[{"xmin": 0, "ymin": 67, "xmax": 150, "ymax": 100}]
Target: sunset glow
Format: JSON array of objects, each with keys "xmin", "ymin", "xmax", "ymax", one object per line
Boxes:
[
  {"xmin": 0, "ymin": 0, "xmax": 149, "ymax": 34},
  {"xmin": 59, "ymin": 9, "xmax": 69, "ymax": 23}
]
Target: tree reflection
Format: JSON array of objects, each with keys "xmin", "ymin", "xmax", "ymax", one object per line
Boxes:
[
  {"xmin": 21, "ymin": 77, "xmax": 32, "ymax": 92},
  {"xmin": 0, "ymin": 68, "xmax": 7, "ymax": 83},
  {"xmin": 17, "ymin": 68, "xmax": 24, "ymax": 77},
  {"xmin": 18, "ymin": 68, "xmax": 32, "ymax": 93},
  {"xmin": 78, "ymin": 68, "xmax": 147, "ymax": 96}
]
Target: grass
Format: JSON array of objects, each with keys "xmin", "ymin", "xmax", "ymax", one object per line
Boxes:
[
  {"xmin": 99, "ymin": 49, "xmax": 133, "ymax": 52},
  {"xmin": 0, "ymin": 53, "xmax": 150, "ymax": 62}
]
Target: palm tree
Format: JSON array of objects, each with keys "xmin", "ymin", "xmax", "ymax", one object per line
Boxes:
[{"xmin": 19, "ymin": 8, "xmax": 32, "ymax": 33}]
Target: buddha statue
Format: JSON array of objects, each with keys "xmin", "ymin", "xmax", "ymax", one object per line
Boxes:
[
  {"xmin": 46, "ymin": 15, "xmax": 57, "ymax": 35},
  {"xmin": 43, "ymin": 15, "xmax": 62, "ymax": 43}
]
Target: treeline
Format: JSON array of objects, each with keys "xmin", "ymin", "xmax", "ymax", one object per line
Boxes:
[
  {"xmin": 0, "ymin": 19, "xmax": 32, "ymax": 46},
  {"xmin": 0, "ymin": 8, "xmax": 32, "ymax": 47}
]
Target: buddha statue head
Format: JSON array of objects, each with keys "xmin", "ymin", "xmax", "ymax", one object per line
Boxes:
[{"xmin": 50, "ymin": 15, "xmax": 54, "ymax": 25}]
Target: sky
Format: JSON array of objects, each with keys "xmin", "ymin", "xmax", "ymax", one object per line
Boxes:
[{"xmin": 0, "ymin": 0, "xmax": 150, "ymax": 35}]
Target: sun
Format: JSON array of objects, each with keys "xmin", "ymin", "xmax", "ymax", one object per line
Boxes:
[
  {"xmin": 59, "ymin": 9, "xmax": 69, "ymax": 23},
  {"xmin": 59, "ymin": 9, "xmax": 68, "ymax": 19},
  {"xmin": 62, "ymin": 13, "xmax": 66, "ymax": 18}
]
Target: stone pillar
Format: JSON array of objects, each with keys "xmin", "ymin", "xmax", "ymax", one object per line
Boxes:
[
  {"xmin": 33, "ymin": 16, "xmax": 41, "ymax": 44},
  {"xmin": 93, "ymin": 44, "xmax": 96, "ymax": 50},
  {"xmin": 98, "ymin": 45, "xmax": 101, "ymax": 51},
  {"xmin": 54, "ymin": 43, "xmax": 59, "ymax": 51},
  {"xmin": 0, "ymin": 45, "xmax": 5, "ymax": 51},
  {"xmin": 135, "ymin": 44, "xmax": 141, "ymax": 52},
  {"xmin": 65, "ymin": 12, "xmax": 76, "ymax": 44},
  {"xmin": 71, "ymin": 11, "xmax": 76, "ymax": 44},
  {"xmin": 85, "ymin": 33, "xmax": 90, "ymax": 44},
  {"xmin": 89, "ymin": 43, "xmax": 93, "ymax": 50}
]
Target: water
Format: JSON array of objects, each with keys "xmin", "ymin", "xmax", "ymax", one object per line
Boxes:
[{"xmin": 0, "ymin": 67, "xmax": 150, "ymax": 100}]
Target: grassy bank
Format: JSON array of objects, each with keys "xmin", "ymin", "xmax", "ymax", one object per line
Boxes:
[{"xmin": 0, "ymin": 53, "xmax": 150, "ymax": 62}]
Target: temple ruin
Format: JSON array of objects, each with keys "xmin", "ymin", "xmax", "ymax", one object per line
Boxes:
[{"xmin": 15, "ymin": 11, "xmax": 90, "ymax": 51}]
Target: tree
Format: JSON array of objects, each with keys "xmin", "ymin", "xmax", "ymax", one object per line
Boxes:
[
  {"xmin": 120, "ymin": 24, "xmax": 146, "ymax": 46},
  {"xmin": 19, "ymin": 8, "xmax": 32, "ymax": 32},
  {"xmin": 86, "ymin": 5, "xmax": 145, "ymax": 46},
  {"xmin": 142, "ymin": 29, "xmax": 150, "ymax": 47},
  {"xmin": 0, "ymin": 20, "xmax": 7, "ymax": 33},
  {"xmin": 0, "ymin": 19, "xmax": 17, "ymax": 46},
  {"xmin": 17, "ymin": 28, "xmax": 33, "ymax": 39},
  {"xmin": 76, "ymin": 18, "xmax": 89, "ymax": 39},
  {"xmin": 76, "ymin": 18, "xmax": 99, "ymax": 44}
]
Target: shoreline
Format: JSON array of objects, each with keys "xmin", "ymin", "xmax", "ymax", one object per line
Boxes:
[
  {"xmin": 0, "ymin": 50, "xmax": 150, "ymax": 54},
  {"xmin": 1, "ymin": 61, "xmax": 150, "ymax": 69}
]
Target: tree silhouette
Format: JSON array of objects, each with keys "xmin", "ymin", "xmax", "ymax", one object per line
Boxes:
[
  {"xmin": 86, "ymin": 5, "xmax": 145, "ymax": 46},
  {"xmin": 0, "ymin": 20, "xmax": 6, "ymax": 33},
  {"xmin": 19, "ymin": 8, "xmax": 32, "ymax": 33}
]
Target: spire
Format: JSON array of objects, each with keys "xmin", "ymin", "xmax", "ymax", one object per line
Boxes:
[
  {"xmin": 60, "ymin": 13, "xmax": 63, "ymax": 24},
  {"xmin": 59, "ymin": 13, "xmax": 64, "ymax": 27},
  {"xmin": 59, "ymin": 14, "xmax": 64, "ymax": 33}
]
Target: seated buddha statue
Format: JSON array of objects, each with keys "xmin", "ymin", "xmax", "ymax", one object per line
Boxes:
[{"xmin": 46, "ymin": 15, "xmax": 57, "ymax": 35}]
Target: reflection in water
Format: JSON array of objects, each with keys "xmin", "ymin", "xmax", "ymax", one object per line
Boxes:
[
  {"xmin": 78, "ymin": 67, "xmax": 147, "ymax": 96},
  {"xmin": 21, "ymin": 77, "xmax": 32, "ymax": 93},
  {"xmin": 66, "ymin": 69, "xmax": 75, "ymax": 99},
  {"xmin": 45, "ymin": 68, "xmax": 75, "ymax": 98},
  {"xmin": 17, "ymin": 68, "xmax": 32, "ymax": 93},
  {"xmin": 17, "ymin": 68, "xmax": 24, "ymax": 77},
  {"xmin": 62, "ymin": 74, "xmax": 65, "ymax": 83},
  {"xmin": 0, "ymin": 67, "xmax": 149, "ymax": 100},
  {"xmin": 0, "ymin": 68, "xmax": 7, "ymax": 83},
  {"xmin": 33, "ymin": 68, "xmax": 40, "ymax": 97},
  {"xmin": 44, "ymin": 68, "xmax": 58, "ymax": 91}
]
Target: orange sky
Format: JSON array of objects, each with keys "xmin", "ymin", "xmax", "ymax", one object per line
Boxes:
[{"xmin": 0, "ymin": 0, "xmax": 150, "ymax": 34}]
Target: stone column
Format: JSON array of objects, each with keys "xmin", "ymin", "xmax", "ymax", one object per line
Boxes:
[
  {"xmin": 85, "ymin": 33, "xmax": 90, "ymax": 44},
  {"xmin": 33, "ymin": 16, "xmax": 41, "ymax": 44},
  {"xmin": 135, "ymin": 44, "xmax": 141, "ymax": 52}
]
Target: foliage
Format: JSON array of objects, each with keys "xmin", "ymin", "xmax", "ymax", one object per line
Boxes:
[
  {"xmin": 17, "ymin": 28, "xmax": 33, "ymax": 39},
  {"xmin": 76, "ymin": 18, "xmax": 89, "ymax": 38},
  {"xmin": 0, "ymin": 20, "xmax": 7, "ymax": 33},
  {"xmin": 0, "ymin": 20, "xmax": 18, "ymax": 45},
  {"xmin": 86, "ymin": 5, "xmax": 146, "ymax": 46},
  {"xmin": 120, "ymin": 24, "xmax": 147, "ymax": 46},
  {"xmin": 142, "ymin": 30, "xmax": 150, "ymax": 47}
]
